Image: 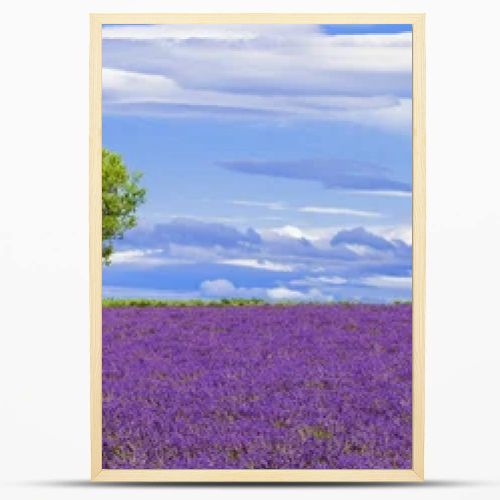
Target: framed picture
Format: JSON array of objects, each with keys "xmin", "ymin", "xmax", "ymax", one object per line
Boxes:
[{"xmin": 90, "ymin": 13, "xmax": 425, "ymax": 482}]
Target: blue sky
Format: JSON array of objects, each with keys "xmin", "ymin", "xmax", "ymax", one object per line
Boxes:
[{"xmin": 102, "ymin": 23, "xmax": 413, "ymax": 302}]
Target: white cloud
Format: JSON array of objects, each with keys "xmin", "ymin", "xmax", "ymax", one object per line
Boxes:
[
  {"xmin": 200, "ymin": 279, "xmax": 236, "ymax": 296},
  {"xmin": 339, "ymin": 97, "xmax": 412, "ymax": 131},
  {"xmin": 102, "ymin": 24, "xmax": 316, "ymax": 41},
  {"xmin": 266, "ymin": 287, "xmax": 306, "ymax": 301},
  {"xmin": 199, "ymin": 279, "xmax": 333, "ymax": 302},
  {"xmin": 261, "ymin": 223, "xmax": 414, "ymax": 252},
  {"xmin": 261, "ymin": 225, "xmax": 340, "ymax": 247},
  {"xmin": 267, "ymin": 286, "xmax": 332, "ymax": 302},
  {"xmin": 110, "ymin": 249, "xmax": 164, "ymax": 265},
  {"xmin": 349, "ymin": 189, "xmax": 412, "ymax": 198},
  {"xmin": 344, "ymin": 244, "xmax": 375, "ymax": 256},
  {"xmin": 102, "ymin": 25, "xmax": 411, "ymax": 72},
  {"xmin": 299, "ymin": 206, "xmax": 382, "ymax": 218},
  {"xmin": 102, "ymin": 25, "xmax": 412, "ymax": 130},
  {"xmin": 231, "ymin": 200, "xmax": 286, "ymax": 210},
  {"xmin": 371, "ymin": 225, "xmax": 413, "ymax": 245},
  {"xmin": 219, "ymin": 258, "xmax": 294, "ymax": 272},
  {"xmin": 362, "ymin": 275, "xmax": 412, "ymax": 289},
  {"xmin": 290, "ymin": 276, "xmax": 347, "ymax": 287},
  {"xmin": 109, "ymin": 223, "xmax": 413, "ymax": 274},
  {"xmin": 107, "ymin": 218, "xmax": 412, "ymax": 304},
  {"xmin": 257, "ymin": 225, "xmax": 333, "ymax": 252},
  {"xmin": 103, "ymin": 68, "xmax": 408, "ymax": 128},
  {"xmin": 268, "ymin": 225, "xmax": 309, "ymax": 240}
]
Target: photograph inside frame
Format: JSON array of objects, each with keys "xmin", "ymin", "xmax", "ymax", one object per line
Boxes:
[{"xmin": 100, "ymin": 21, "xmax": 415, "ymax": 471}]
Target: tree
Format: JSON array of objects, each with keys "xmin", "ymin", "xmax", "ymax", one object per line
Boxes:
[{"xmin": 102, "ymin": 149, "xmax": 146, "ymax": 264}]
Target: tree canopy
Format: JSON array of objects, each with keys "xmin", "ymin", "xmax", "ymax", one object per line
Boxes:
[{"xmin": 102, "ymin": 149, "xmax": 146, "ymax": 264}]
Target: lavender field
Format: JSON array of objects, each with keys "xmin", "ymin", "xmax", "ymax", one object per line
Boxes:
[{"xmin": 102, "ymin": 304, "xmax": 412, "ymax": 469}]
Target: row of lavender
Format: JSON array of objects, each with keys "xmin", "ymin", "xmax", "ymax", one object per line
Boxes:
[{"xmin": 102, "ymin": 304, "xmax": 412, "ymax": 469}]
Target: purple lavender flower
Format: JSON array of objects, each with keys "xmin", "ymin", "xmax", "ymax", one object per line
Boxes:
[{"xmin": 102, "ymin": 304, "xmax": 412, "ymax": 469}]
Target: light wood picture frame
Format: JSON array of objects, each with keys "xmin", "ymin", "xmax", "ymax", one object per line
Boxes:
[{"xmin": 90, "ymin": 13, "xmax": 425, "ymax": 482}]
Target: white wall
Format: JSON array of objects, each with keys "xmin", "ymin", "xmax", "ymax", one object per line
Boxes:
[{"xmin": 1, "ymin": 1, "xmax": 499, "ymax": 499}]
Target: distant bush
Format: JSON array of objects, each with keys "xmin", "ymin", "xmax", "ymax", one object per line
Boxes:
[
  {"xmin": 102, "ymin": 298, "xmax": 412, "ymax": 308},
  {"xmin": 102, "ymin": 297, "xmax": 268, "ymax": 308}
]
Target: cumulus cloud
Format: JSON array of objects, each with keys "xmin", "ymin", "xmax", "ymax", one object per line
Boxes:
[
  {"xmin": 268, "ymin": 225, "xmax": 310, "ymax": 240},
  {"xmin": 199, "ymin": 279, "xmax": 333, "ymax": 302},
  {"xmin": 123, "ymin": 218, "xmax": 261, "ymax": 249},
  {"xmin": 108, "ymin": 218, "xmax": 412, "ymax": 301},
  {"xmin": 375, "ymin": 225, "xmax": 412, "ymax": 245},
  {"xmin": 115, "ymin": 219, "xmax": 411, "ymax": 270},
  {"xmin": 200, "ymin": 278, "xmax": 237, "ymax": 296},
  {"xmin": 102, "ymin": 24, "xmax": 411, "ymax": 129},
  {"xmin": 266, "ymin": 287, "xmax": 329, "ymax": 301},
  {"xmin": 330, "ymin": 226, "xmax": 396, "ymax": 251},
  {"xmin": 330, "ymin": 227, "xmax": 412, "ymax": 266}
]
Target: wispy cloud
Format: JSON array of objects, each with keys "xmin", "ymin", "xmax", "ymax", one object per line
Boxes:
[
  {"xmin": 361, "ymin": 275, "xmax": 412, "ymax": 289},
  {"xmin": 299, "ymin": 206, "xmax": 382, "ymax": 218},
  {"xmin": 217, "ymin": 258, "xmax": 294, "ymax": 272},
  {"xmin": 102, "ymin": 24, "xmax": 411, "ymax": 130},
  {"xmin": 110, "ymin": 249, "xmax": 165, "ymax": 266},
  {"xmin": 219, "ymin": 158, "xmax": 410, "ymax": 194},
  {"xmin": 290, "ymin": 276, "xmax": 348, "ymax": 287},
  {"xmin": 230, "ymin": 200, "xmax": 381, "ymax": 218},
  {"xmin": 103, "ymin": 24, "xmax": 270, "ymax": 41},
  {"xmin": 350, "ymin": 189, "xmax": 412, "ymax": 198},
  {"xmin": 230, "ymin": 200, "xmax": 286, "ymax": 210}
]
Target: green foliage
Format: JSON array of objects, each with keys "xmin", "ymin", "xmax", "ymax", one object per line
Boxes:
[
  {"xmin": 102, "ymin": 298, "xmax": 267, "ymax": 308},
  {"xmin": 102, "ymin": 298, "xmax": 412, "ymax": 308},
  {"xmin": 102, "ymin": 149, "xmax": 146, "ymax": 264}
]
